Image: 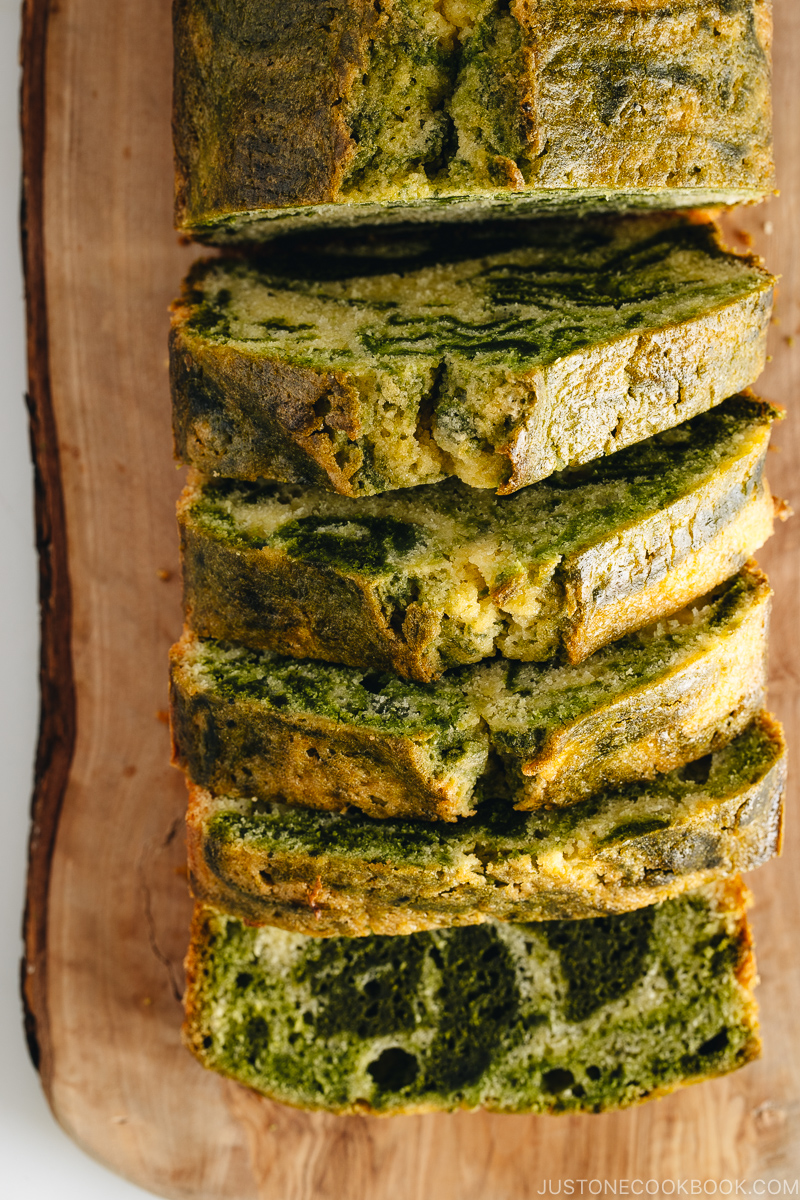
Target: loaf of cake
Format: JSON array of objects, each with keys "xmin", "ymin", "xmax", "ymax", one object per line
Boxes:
[
  {"xmin": 171, "ymin": 217, "xmax": 773, "ymax": 496},
  {"xmin": 173, "ymin": 0, "xmax": 773, "ymax": 242},
  {"xmin": 171, "ymin": 565, "xmax": 769, "ymax": 820},
  {"xmin": 180, "ymin": 393, "xmax": 778, "ymax": 680},
  {"xmin": 183, "ymin": 879, "xmax": 760, "ymax": 1113},
  {"xmin": 187, "ymin": 712, "xmax": 784, "ymax": 936},
  {"xmin": 172, "ymin": 0, "xmax": 779, "ymax": 1127}
]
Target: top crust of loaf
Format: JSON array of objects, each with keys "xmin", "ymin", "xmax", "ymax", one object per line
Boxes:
[{"xmin": 173, "ymin": 0, "xmax": 774, "ymax": 238}]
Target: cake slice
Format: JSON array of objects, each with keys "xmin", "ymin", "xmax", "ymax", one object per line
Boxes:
[
  {"xmin": 187, "ymin": 713, "xmax": 785, "ymax": 937},
  {"xmin": 183, "ymin": 879, "xmax": 761, "ymax": 1114},
  {"xmin": 180, "ymin": 393, "xmax": 778, "ymax": 680},
  {"xmin": 173, "ymin": 0, "xmax": 773, "ymax": 242},
  {"xmin": 171, "ymin": 216, "xmax": 773, "ymax": 496},
  {"xmin": 170, "ymin": 564, "xmax": 770, "ymax": 820}
]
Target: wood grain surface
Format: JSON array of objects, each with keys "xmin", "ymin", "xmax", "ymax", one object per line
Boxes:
[{"xmin": 20, "ymin": 1, "xmax": 800, "ymax": 1196}]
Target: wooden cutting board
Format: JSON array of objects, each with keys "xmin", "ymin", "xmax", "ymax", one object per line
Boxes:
[{"xmin": 20, "ymin": 1, "xmax": 800, "ymax": 1196}]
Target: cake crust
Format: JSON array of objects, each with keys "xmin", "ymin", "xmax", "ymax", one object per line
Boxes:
[
  {"xmin": 186, "ymin": 713, "xmax": 785, "ymax": 937},
  {"xmin": 170, "ymin": 219, "xmax": 773, "ymax": 496},
  {"xmin": 173, "ymin": 0, "xmax": 381, "ymax": 225},
  {"xmin": 170, "ymin": 565, "xmax": 771, "ymax": 821},
  {"xmin": 173, "ymin": 0, "xmax": 774, "ymax": 241},
  {"xmin": 179, "ymin": 394, "xmax": 778, "ymax": 680}
]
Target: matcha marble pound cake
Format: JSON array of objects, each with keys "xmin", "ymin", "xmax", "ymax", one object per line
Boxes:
[
  {"xmin": 173, "ymin": 0, "xmax": 773, "ymax": 242},
  {"xmin": 180, "ymin": 394, "xmax": 778, "ymax": 680},
  {"xmin": 183, "ymin": 879, "xmax": 761, "ymax": 1114},
  {"xmin": 187, "ymin": 713, "xmax": 785, "ymax": 937},
  {"xmin": 170, "ymin": 565, "xmax": 770, "ymax": 820},
  {"xmin": 171, "ymin": 216, "xmax": 773, "ymax": 496}
]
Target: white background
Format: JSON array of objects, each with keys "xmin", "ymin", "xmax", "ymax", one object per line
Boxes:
[{"xmin": 0, "ymin": 2, "xmax": 152, "ymax": 1195}]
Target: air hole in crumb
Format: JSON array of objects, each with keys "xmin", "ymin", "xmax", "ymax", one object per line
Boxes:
[
  {"xmin": 360, "ymin": 672, "xmax": 385, "ymax": 694},
  {"xmin": 586, "ymin": 1065, "xmax": 601, "ymax": 1081},
  {"xmin": 543, "ymin": 1067, "xmax": 575, "ymax": 1093},
  {"xmin": 698, "ymin": 1029, "xmax": 729, "ymax": 1056},
  {"xmin": 367, "ymin": 1047, "xmax": 419, "ymax": 1091},
  {"xmin": 680, "ymin": 754, "xmax": 713, "ymax": 784},
  {"xmin": 306, "ymin": 746, "xmax": 320, "ymax": 759},
  {"xmin": 335, "ymin": 445, "xmax": 356, "ymax": 473},
  {"xmin": 313, "ymin": 395, "xmax": 332, "ymax": 424}
]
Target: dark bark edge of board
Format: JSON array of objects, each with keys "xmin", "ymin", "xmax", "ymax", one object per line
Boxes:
[{"xmin": 19, "ymin": 0, "xmax": 77, "ymax": 1098}]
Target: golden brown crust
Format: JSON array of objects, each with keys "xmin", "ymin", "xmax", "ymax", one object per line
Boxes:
[
  {"xmin": 511, "ymin": 0, "xmax": 773, "ymax": 193},
  {"xmin": 176, "ymin": 478, "xmax": 441, "ymax": 677},
  {"xmin": 169, "ymin": 632, "xmax": 482, "ymax": 822},
  {"xmin": 181, "ymin": 904, "xmax": 216, "ymax": 1059},
  {"xmin": 174, "ymin": 0, "xmax": 773, "ymax": 235},
  {"xmin": 563, "ymin": 486, "xmax": 774, "ymax": 663},
  {"xmin": 173, "ymin": 0, "xmax": 384, "ymax": 227},
  {"xmin": 170, "ymin": 321, "xmax": 366, "ymax": 493}
]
